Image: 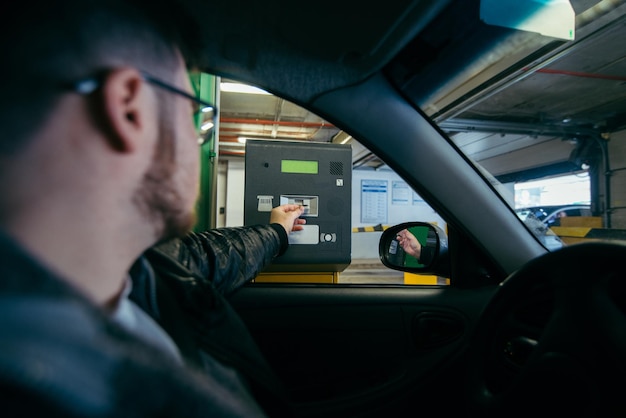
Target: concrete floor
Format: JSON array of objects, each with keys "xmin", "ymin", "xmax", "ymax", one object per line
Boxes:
[
  {"xmin": 255, "ymin": 259, "xmax": 446, "ymax": 285},
  {"xmin": 337, "ymin": 258, "xmax": 405, "ymax": 284}
]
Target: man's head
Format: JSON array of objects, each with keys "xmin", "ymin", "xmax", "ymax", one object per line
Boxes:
[
  {"xmin": 0, "ymin": 0, "xmax": 207, "ymax": 241},
  {"xmin": 0, "ymin": 0, "xmax": 202, "ymax": 151}
]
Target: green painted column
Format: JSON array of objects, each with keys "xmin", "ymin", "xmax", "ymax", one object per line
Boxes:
[{"xmin": 190, "ymin": 72, "xmax": 219, "ymax": 232}]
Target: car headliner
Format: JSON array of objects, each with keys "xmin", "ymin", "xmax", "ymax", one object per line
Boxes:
[{"xmin": 188, "ymin": 0, "xmax": 454, "ymax": 105}]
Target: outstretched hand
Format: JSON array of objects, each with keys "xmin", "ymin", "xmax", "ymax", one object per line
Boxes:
[
  {"xmin": 270, "ymin": 204, "xmax": 306, "ymax": 234},
  {"xmin": 396, "ymin": 229, "xmax": 422, "ymax": 259}
]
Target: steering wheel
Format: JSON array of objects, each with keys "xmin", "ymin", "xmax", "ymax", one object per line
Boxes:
[{"xmin": 465, "ymin": 241, "xmax": 626, "ymax": 417}]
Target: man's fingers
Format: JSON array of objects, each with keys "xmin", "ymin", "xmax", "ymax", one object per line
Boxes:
[{"xmin": 283, "ymin": 203, "xmax": 302, "ymax": 210}]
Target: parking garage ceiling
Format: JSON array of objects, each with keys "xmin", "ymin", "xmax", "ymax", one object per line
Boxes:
[{"xmin": 215, "ymin": 0, "xmax": 626, "ymax": 179}]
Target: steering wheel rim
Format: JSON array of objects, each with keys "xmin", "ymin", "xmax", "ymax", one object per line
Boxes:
[{"xmin": 466, "ymin": 241, "xmax": 626, "ymax": 417}]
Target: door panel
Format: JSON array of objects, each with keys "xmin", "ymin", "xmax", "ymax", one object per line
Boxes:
[{"xmin": 229, "ymin": 284, "xmax": 496, "ymax": 417}]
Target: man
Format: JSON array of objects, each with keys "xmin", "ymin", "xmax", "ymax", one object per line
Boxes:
[{"xmin": 0, "ymin": 0, "xmax": 304, "ymax": 416}]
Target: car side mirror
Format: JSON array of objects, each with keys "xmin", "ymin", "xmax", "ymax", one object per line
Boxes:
[{"xmin": 379, "ymin": 222, "xmax": 449, "ymax": 277}]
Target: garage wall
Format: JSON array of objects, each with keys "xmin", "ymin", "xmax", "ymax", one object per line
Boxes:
[{"xmin": 350, "ymin": 169, "xmax": 445, "ymax": 227}]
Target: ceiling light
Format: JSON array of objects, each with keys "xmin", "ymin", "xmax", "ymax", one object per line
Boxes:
[
  {"xmin": 238, "ymin": 136, "xmax": 247, "ymax": 143},
  {"xmin": 220, "ymin": 82, "xmax": 270, "ymax": 95},
  {"xmin": 331, "ymin": 131, "xmax": 353, "ymax": 145},
  {"xmin": 339, "ymin": 135, "xmax": 352, "ymax": 144},
  {"xmin": 201, "ymin": 121, "xmax": 214, "ymax": 131}
]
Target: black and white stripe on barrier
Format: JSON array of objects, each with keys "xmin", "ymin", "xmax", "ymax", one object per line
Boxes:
[{"xmin": 352, "ymin": 224, "xmax": 390, "ymax": 233}]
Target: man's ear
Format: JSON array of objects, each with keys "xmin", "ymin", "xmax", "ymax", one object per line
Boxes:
[{"xmin": 100, "ymin": 68, "xmax": 153, "ymax": 153}]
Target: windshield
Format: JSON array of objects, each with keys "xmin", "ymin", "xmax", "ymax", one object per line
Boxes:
[
  {"xmin": 387, "ymin": 0, "xmax": 624, "ymax": 252},
  {"xmin": 464, "ymin": 155, "xmax": 567, "ymax": 251}
]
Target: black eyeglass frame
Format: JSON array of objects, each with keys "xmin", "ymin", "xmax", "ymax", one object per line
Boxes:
[{"xmin": 72, "ymin": 71, "xmax": 218, "ymax": 146}]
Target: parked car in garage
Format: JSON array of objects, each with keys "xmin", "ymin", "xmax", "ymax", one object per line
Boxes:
[{"xmin": 516, "ymin": 204, "xmax": 593, "ymax": 227}]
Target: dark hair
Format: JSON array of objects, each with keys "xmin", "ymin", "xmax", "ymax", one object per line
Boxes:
[{"xmin": 0, "ymin": 0, "xmax": 203, "ymax": 154}]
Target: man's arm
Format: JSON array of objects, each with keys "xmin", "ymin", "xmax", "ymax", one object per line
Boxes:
[{"xmin": 150, "ymin": 204, "xmax": 305, "ymax": 295}]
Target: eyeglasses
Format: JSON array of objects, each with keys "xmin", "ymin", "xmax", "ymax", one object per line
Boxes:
[{"xmin": 73, "ymin": 71, "xmax": 218, "ymax": 146}]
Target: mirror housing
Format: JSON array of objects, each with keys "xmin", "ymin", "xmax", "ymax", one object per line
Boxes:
[{"xmin": 379, "ymin": 222, "xmax": 449, "ymax": 277}]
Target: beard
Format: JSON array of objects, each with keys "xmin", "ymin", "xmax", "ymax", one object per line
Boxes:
[{"xmin": 132, "ymin": 103, "xmax": 197, "ymax": 243}]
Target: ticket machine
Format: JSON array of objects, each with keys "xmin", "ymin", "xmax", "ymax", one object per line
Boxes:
[{"xmin": 244, "ymin": 140, "xmax": 352, "ymax": 273}]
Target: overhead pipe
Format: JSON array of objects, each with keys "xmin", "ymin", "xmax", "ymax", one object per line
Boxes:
[
  {"xmin": 534, "ymin": 68, "xmax": 626, "ymax": 81},
  {"xmin": 218, "ymin": 118, "xmax": 334, "ymax": 146},
  {"xmin": 219, "ymin": 128, "xmax": 314, "ymax": 140},
  {"xmin": 219, "ymin": 150, "xmax": 245, "ymax": 156},
  {"xmin": 220, "ymin": 117, "xmax": 334, "ymax": 129}
]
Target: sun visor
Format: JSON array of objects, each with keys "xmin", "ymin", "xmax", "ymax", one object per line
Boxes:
[{"xmin": 480, "ymin": 0, "xmax": 575, "ymax": 40}]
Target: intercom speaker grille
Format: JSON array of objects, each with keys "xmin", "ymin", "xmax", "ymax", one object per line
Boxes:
[{"xmin": 330, "ymin": 161, "xmax": 343, "ymax": 176}]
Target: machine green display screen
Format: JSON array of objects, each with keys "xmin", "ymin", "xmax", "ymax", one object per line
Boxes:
[{"xmin": 281, "ymin": 159, "xmax": 318, "ymax": 174}]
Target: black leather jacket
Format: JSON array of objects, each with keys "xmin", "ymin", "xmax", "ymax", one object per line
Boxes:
[{"xmin": 0, "ymin": 224, "xmax": 291, "ymax": 417}]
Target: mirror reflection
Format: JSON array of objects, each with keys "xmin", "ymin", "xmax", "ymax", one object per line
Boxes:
[
  {"xmin": 380, "ymin": 222, "xmax": 448, "ymax": 274},
  {"xmin": 395, "ymin": 226, "xmax": 437, "ymax": 267},
  {"xmin": 392, "ymin": 226, "xmax": 437, "ymax": 268}
]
